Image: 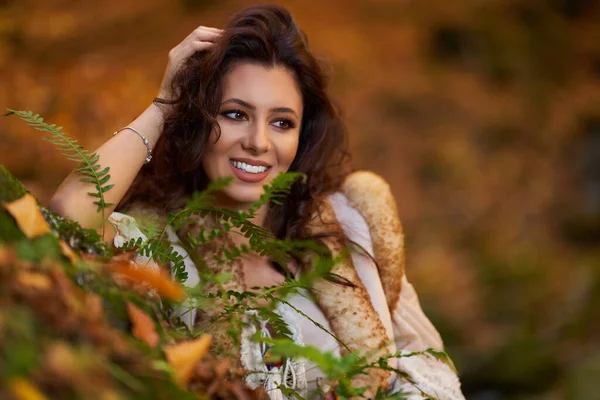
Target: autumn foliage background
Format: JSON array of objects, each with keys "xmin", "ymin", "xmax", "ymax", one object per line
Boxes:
[{"xmin": 1, "ymin": 0, "xmax": 600, "ymax": 399}]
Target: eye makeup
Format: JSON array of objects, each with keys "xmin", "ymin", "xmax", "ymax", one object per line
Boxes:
[{"xmin": 220, "ymin": 109, "xmax": 297, "ymax": 130}]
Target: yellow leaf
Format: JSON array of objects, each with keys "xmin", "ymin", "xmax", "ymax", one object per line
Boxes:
[
  {"xmin": 164, "ymin": 334, "xmax": 211, "ymax": 386},
  {"xmin": 7, "ymin": 378, "xmax": 49, "ymax": 400},
  {"xmin": 16, "ymin": 271, "xmax": 52, "ymax": 290},
  {"xmin": 126, "ymin": 301, "xmax": 159, "ymax": 348},
  {"xmin": 3, "ymin": 193, "xmax": 51, "ymax": 238}
]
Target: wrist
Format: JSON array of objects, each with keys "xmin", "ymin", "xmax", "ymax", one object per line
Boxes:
[
  {"xmin": 129, "ymin": 104, "xmax": 167, "ymax": 149},
  {"xmin": 156, "ymin": 88, "xmax": 173, "ymax": 102},
  {"xmin": 113, "ymin": 126, "xmax": 153, "ymax": 164}
]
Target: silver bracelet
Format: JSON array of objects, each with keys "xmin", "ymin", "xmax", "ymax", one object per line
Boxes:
[{"xmin": 113, "ymin": 126, "xmax": 153, "ymax": 164}]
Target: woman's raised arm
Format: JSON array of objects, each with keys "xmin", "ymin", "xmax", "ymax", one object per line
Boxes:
[
  {"xmin": 47, "ymin": 26, "xmax": 222, "ymax": 243},
  {"xmin": 47, "ymin": 102, "xmax": 166, "ymax": 240}
]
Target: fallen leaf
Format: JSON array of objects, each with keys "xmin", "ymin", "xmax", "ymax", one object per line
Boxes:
[
  {"xmin": 112, "ymin": 261, "xmax": 185, "ymax": 302},
  {"xmin": 59, "ymin": 240, "xmax": 79, "ymax": 263},
  {"xmin": 7, "ymin": 378, "xmax": 49, "ymax": 400},
  {"xmin": 44, "ymin": 341, "xmax": 78, "ymax": 379},
  {"xmin": 165, "ymin": 334, "xmax": 212, "ymax": 386},
  {"xmin": 99, "ymin": 391, "xmax": 125, "ymax": 400},
  {"xmin": 0, "ymin": 245, "xmax": 11, "ymax": 264},
  {"xmin": 126, "ymin": 301, "xmax": 160, "ymax": 348},
  {"xmin": 16, "ymin": 270, "xmax": 52, "ymax": 290},
  {"xmin": 85, "ymin": 293, "xmax": 105, "ymax": 322},
  {"xmin": 3, "ymin": 193, "xmax": 51, "ymax": 238}
]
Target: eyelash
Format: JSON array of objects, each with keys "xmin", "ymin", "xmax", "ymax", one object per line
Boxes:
[{"xmin": 220, "ymin": 109, "xmax": 296, "ymax": 130}]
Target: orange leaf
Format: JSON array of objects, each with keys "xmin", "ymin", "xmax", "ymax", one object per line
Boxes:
[
  {"xmin": 3, "ymin": 193, "xmax": 51, "ymax": 238},
  {"xmin": 0, "ymin": 245, "xmax": 12, "ymax": 265},
  {"xmin": 59, "ymin": 240, "xmax": 79, "ymax": 264},
  {"xmin": 165, "ymin": 334, "xmax": 211, "ymax": 386},
  {"xmin": 85, "ymin": 293, "xmax": 105, "ymax": 322},
  {"xmin": 7, "ymin": 378, "xmax": 49, "ymax": 400},
  {"xmin": 112, "ymin": 262, "xmax": 185, "ymax": 302},
  {"xmin": 126, "ymin": 301, "xmax": 159, "ymax": 348}
]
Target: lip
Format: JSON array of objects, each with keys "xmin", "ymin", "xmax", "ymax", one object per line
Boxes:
[
  {"xmin": 229, "ymin": 160, "xmax": 272, "ymax": 183},
  {"xmin": 229, "ymin": 157, "xmax": 272, "ymax": 167}
]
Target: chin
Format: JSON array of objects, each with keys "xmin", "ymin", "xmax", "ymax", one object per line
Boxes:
[{"xmin": 222, "ymin": 184, "xmax": 264, "ymax": 204}]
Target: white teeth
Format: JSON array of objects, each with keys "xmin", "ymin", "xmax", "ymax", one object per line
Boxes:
[{"xmin": 230, "ymin": 160, "xmax": 268, "ymax": 174}]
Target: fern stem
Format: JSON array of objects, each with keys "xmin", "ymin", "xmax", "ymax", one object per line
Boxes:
[
  {"xmin": 275, "ymin": 297, "xmax": 351, "ymax": 353},
  {"xmin": 4, "ymin": 109, "xmax": 114, "ymax": 241}
]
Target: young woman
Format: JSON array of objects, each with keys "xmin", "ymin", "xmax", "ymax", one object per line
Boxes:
[{"xmin": 49, "ymin": 4, "xmax": 465, "ymax": 399}]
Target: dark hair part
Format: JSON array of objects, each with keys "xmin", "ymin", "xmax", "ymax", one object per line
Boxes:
[{"xmin": 118, "ymin": 4, "xmax": 351, "ymax": 242}]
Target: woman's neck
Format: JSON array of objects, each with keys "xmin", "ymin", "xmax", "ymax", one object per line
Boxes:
[{"xmin": 212, "ymin": 192, "xmax": 268, "ymax": 228}]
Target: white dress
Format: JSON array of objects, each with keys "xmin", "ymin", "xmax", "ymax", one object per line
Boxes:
[{"xmin": 108, "ymin": 192, "xmax": 466, "ymax": 400}]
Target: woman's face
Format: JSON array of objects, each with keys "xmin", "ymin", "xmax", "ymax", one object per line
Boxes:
[{"xmin": 202, "ymin": 62, "xmax": 303, "ymax": 206}]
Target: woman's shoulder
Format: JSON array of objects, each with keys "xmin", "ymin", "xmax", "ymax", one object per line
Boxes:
[
  {"xmin": 340, "ymin": 170, "xmax": 397, "ymax": 207},
  {"xmin": 328, "ymin": 170, "xmax": 405, "ymax": 310}
]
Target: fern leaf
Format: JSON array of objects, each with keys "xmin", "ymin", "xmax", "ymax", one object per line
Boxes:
[{"xmin": 5, "ymin": 108, "xmax": 114, "ymax": 241}]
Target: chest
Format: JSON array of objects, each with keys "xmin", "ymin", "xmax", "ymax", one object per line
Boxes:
[
  {"xmin": 240, "ymin": 254, "xmax": 295, "ymax": 290},
  {"xmin": 239, "ymin": 254, "xmax": 301, "ymax": 316}
]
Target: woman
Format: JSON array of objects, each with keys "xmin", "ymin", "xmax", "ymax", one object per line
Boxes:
[{"xmin": 49, "ymin": 4, "xmax": 465, "ymax": 399}]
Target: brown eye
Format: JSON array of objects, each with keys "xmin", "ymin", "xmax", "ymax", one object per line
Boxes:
[
  {"xmin": 222, "ymin": 110, "xmax": 247, "ymax": 121},
  {"xmin": 273, "ymin": 118, "xmax": 295, "ymax": 130}
]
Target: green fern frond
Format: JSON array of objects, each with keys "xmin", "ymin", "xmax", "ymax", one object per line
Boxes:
[
  {"xmin": 139, "ymin": 238, "xmax": 188, "ymax": 282},
  {"xmin": 275, "ymin": 385, "xmax": 306, "ymax": 400},
  {"xmin": 423, "ymin": 348, "xmax": 458, "ymax": 374},
  {"xmin": 256, "ymin": 308, "xmax": 293, "ymax": 340},
  {"xmin": 273, "ymin": 297, "xmax": 350, "ymax": 352},
  {"xmin": 5, "ymin": 109, "xmax": 115, "ymax": 240},
  {"xmin": 144, "ymin": 172, "xmax": 304, "ymax": 271},
  {"xmin": 170, "ymin": 176, "xmax": 234, "ymax": 231},
  {"xmin": 137, "ymin": 220, "xmax": 162, "ymax": 241},
  {"xmin": 245, "ymin": 172, "xmax": 305, "ymax": 217},
  {"xmin": 120, "ymin": 236, "xmax": 145, "ymax": 252}
]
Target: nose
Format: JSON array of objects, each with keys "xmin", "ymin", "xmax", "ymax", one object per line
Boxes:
[{"xmin": 242, "ymin": 120, "xmax": 271, "ymax": 154}]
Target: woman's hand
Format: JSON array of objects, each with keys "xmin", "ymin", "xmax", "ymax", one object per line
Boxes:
[{"xmin": 157, "ymin": 25, "xmax": 223, "ymax": 101}]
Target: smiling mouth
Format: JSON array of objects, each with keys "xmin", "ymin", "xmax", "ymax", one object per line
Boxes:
[{"xmin": 229, "ymin": 159, "xmax": 272, "ymax": 174}]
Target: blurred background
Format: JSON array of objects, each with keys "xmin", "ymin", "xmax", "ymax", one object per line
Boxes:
[{"xmin": 1, "ymin": 0, "xmax": 599, "ymax": 398}]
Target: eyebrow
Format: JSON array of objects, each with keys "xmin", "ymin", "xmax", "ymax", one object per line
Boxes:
[{"xmin": 221, "ymin": 98, "xmax": 299, "ymax": 118}]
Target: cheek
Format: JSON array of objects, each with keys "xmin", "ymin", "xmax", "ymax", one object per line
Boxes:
[{"xmin": 279, "ymin": 135, "xmax": 300, "ymax": 167}]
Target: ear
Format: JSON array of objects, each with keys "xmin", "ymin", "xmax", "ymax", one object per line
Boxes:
[{"xmin": 342, "ymin": 170, "xmax": 405, "ymax": 311}]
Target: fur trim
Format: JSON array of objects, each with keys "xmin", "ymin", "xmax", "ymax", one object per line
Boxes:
[
  {"xmin": 303, "ymin": 199, "xmax": 392, "ymax": 393},
  {"xmin": 342, "ymin": 171, "xmax": 404, "ymax": 311}
]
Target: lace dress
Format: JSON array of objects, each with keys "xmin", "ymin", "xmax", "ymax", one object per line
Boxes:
[{"xmin": 108, "ymin": 192, "xmax": 466, "ymax": 399}]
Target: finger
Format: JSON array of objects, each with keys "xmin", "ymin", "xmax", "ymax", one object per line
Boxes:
[
  {"xmin": 189, "ymin": 40, "xmax": 215, "ymax": 51},
  {"xmin": 169, "ymin": 41, "xmax": 213, "ymax": 62},
  {"xmin": 174, "ymin": 31, "xmax": 219, "ymax": 53},
  {"xmin": 194, "ymin": 25, "xmax": 223, "ymax": 33},
  {"xmin": 178, "ymin": 30, "xmax": 219, "ymax": 48},
  {"xmin": 192, "ymin": 29, "xmax": 222, "ymax": 42},
  {"xmin": 182, "ymin": 40, "xmax": 214, "ymax": 57}
]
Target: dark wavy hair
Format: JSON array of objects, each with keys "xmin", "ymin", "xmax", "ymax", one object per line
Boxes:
[{"xmin": 118, "ymin": 4, "xmax": 351, "ymax": 241}]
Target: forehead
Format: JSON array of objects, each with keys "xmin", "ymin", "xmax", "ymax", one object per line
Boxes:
[{"xmin": 221, "ymin": 63, "xmax": 303, "ymax": 112}]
